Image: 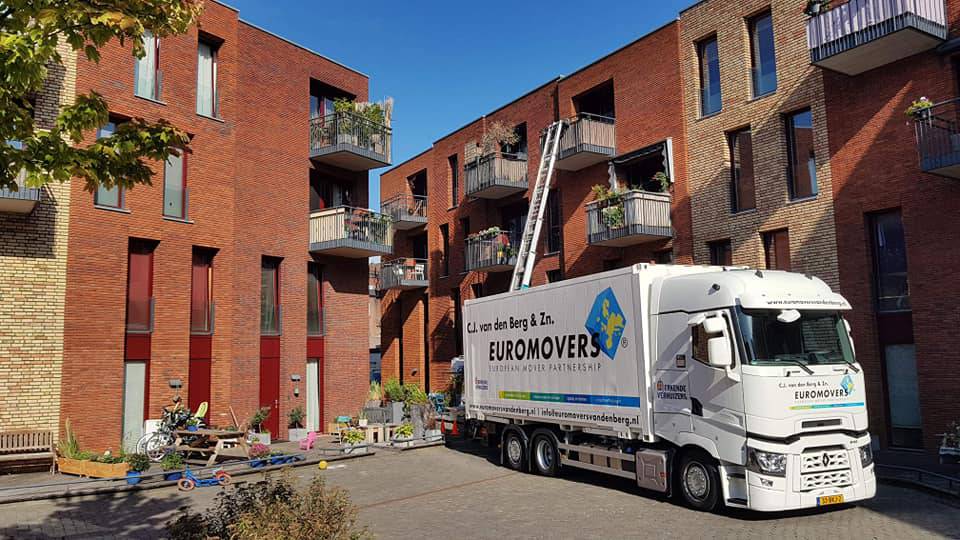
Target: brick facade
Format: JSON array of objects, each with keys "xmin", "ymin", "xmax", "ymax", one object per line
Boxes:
[{"xmin": 0, "ymin": 41, "xmax": 76, "ymax": 433}]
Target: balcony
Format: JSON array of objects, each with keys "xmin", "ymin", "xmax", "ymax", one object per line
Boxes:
[
  {"xmin": 555, "ymin": 114, "xmax": 616, "ymax": 171},
  {"xmin": 585, "ymin": 190, "xmax": 672, "ymax": 247},
  {"xmin": 309, "ymin": 111, "xmax": 392, "ymax": 171},
  {"xmin": 381, "ymin": 193, "xmax": 427, "ymax": 230},
  {"xmin": 378, "ymin": 258, "xmax": 428, "ymax": 291},
  {"xmin": 0, "ymin": 174, "xmax": 40, "ymax": 214},
  {"xmin": 309, "ymin": 206, "xmax": 393, "ymax": 258},
  {"xmin": 806, "ymin": 0, "xmax": 947, "ymax": 76},
  {"xmin": 914, "ymin": 98, "xmax": 960, "ymax": 178},
  {"xmin": 465, "ymin": 232, "xmax": 517, "ymax": 273},
  {"xmin": 464, "ymin": 153, "xmax": 528, "ymax": 199}
]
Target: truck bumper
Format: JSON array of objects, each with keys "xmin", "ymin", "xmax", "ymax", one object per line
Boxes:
[{"xmin": 745, "ymin": 466, "xmax": 876, "ymax": 512}]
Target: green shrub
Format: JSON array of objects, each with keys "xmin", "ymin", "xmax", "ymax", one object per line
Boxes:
[
  {"xmin": 395, "ymin": 423, "xmax": 414, "ymax": 439},
  {"xmin": 342, "ymin": 429, "xmax": 365, "ymax": 445},
  {"xmin": 382, "ymin": 378, "xmax": 404, "ymax": 402},
  {"xmin": 288, "ymin": 406, "xmax": 305, "ymax": 429},
  {"xmin": 57, "ymin": 419, "xmax": 81, "ymax": 459},
  {"xmin": 124, "ymin": 453, "xmax": 151, "ymax": 473},
  {"xmin": 403, "ymin": 383, "xmax": 429, "ymax": 405},
  {"xmin": 161, "ymin": 452, "xmax": 184, "ymax": 471},
  {"xmin": 249, "ymin": 407, "xmax": 271, "ymax": 432}
]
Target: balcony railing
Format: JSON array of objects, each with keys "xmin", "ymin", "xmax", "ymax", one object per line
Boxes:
[
  {"xmin": 381, "ymin": 193, "xmax": 427, "ymax": 230},
  {"xmin": 465, "ymin": 232, "xmax": 517, "ymax": 272},
  {"xmin": 806, "ymin": 0, "xmax": 947, "ymax": 75},
  {"xmin": 309, "ymin": 111, "xmax": 392, "ymax": 171},
  {"xmin": 914, "ymin": 98, "xmax": 960, "ymax": 179},
  {"xmin": 379, "ymin": 258, "xmax": 428, "ymax": 291},
  {"xmin": 0, "ymin": 172, "xmax": 40, "ymax": 214},
  {"xmin": 464, "ymin": 153, "xmax": 528, "ymax": 199},
  {"xmin": 555, "ymin": 113, "xmax": 616, "ymax": 171},
  {"xmin": 585, "ymin": 190, "xmax": 672, "ymax": 247},
  {"xmin": 309, "ymin": 206, "xmax": 394, "ymax": 258}
]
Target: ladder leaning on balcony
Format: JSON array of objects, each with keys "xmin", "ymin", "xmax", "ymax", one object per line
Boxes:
[{"xmin": 510, "ymin": 120, "xmax": 565, "ymax": 291}]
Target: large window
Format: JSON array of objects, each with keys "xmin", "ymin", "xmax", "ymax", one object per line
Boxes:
[
  {"xmin": 449, "ymin": 154, "xmax": 459, "ymax": 207},
  {"xmin": 163, "ymin": 149, "xmax": 186, "ymax": 219},
  {"xmin": 196, "ymin": 39, "xmax": 219, "ymax": 117},
  {"xmin": 736, "ymin": 308, "xmax": 856, "ymax": 368},
  {"xmin": 545, "ymin": 192, "xmax": 561, "ymax": 254},
  {"xmin": 260, "ymin": 257, "xmax": 281, "ymax": 335},
  {"xmin": 190, "ymin": 248, "xmax": 214, "ymax": 334},
  {"xmin": 762, "ymin": 229, "xmax": 790, "ymax": 271},
  {"xmin": 729, "ymin": 128, "xmax": 755, "ymax": 212},
  {"xmin": 439, "ymin": 224, "xmax": 450, "ymax": 277},
  {"xmin": 126, "ymin": 240, "xmax": 155, "ymax": 333},
  {"xmin": 307, "ymin": 262, "xmax": 323, "ymax": 336},
  {"xmin": 749, "ymin": 11, "xmax": 777, "ymax": 97},
  {"xmin": 871, "ymin": 211, "xmax": 910, "ymax": 312},
  {"xmin": 94, "ymin": 122, "xmax": 123, "ymax": 208},
  {"xmin": 698, "ymin": 36, "xmax": 721, "ymax": 116},
  {"xmin": 134, "ymin": 31, "xmax": 160, "ymax": 100},
  {"xmin": 709, "ymin": 239, "xmax": 732, "ymax": 266},
  {"xmin": 573, "ymin": 81, "xmax": 616, "ymax": 118},
  {"xmin": 786, "ymin": 109, "xmax": 817, "ymax": 199}
]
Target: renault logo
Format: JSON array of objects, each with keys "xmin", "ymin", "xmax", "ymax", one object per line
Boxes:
[{"xmin": 821, "ymin": 453, "xmax": 830, "ymax": 467}]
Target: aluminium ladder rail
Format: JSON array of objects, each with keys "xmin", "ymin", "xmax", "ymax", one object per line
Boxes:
[{"xmin": 509, "ymin": 120, "xmax": 565, "ymax": 291}]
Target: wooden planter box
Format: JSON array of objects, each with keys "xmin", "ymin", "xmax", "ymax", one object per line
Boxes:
[{"xmin": 57, "ymin": 457, "xmax": 129, "ymax": 478}]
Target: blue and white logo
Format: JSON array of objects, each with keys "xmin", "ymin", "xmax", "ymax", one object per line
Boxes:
[
  {"xmin": 840, "ymin": 374, "xmax": 855, "ymax": 396},
  {"xmin": 585, "ymin": 287, "xmax": 626, "ymax": 360}
]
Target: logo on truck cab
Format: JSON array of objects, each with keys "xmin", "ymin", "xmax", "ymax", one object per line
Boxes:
[{"xmin": 585, "ymin": 287, "xmax": 626, "ymax": 360}]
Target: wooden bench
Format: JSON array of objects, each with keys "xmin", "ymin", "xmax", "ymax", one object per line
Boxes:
[{"xmin": 0, "ymin": 431, "xmax": 56, "ymax": 473}]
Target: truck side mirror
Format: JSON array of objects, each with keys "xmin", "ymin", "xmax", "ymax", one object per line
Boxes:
[
  {"xmin": 707, "ymin": 336, "xmax": 732, "ymax": 368},
  {"xmin": 702, "ymin": 316, "xmax": 725, "ymax": 335}
]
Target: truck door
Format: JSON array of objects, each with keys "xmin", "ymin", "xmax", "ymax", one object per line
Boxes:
[{"xmin": 653, "ymin": 312, "xmax": 694, "ymax": 435}]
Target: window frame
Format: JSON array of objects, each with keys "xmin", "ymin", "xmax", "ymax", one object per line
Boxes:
[
  {"xmin": 697, "ymin": 35, "xmax": 722, "ymax": 117},
  {"xmin": 869, "ymin": 210, "xmax": 911, "ymax": 313},
  {"xmin": 439, "ymin": 223, "xmax": 450, "ymax": 277},
  {"xmin": 162, "ymin": 148, "xmax": 188, "ymax": 220},
  {"xmin": 449, "ymin": 154, "xmax": 459, "ymax": 208},
  {"xmin": 708, "ymin": 239, "xmax": 733, "ymax": 266},
  {"xmin": 94, "ymin": 121, "xmax": 125, "ymax": 210},
  {"xmin": 545, "ymin": 191, "xmax": 562, "ymax": 255},
  {"xmin": 307, "ymin": 262, "xmax": 324, "ymax": 336},
  {"xmin": 748, "ymin": 10, "xmax": 777, "ymax": 98},
  {"xmin": 728, "ymin": 127, "xmax": 756, "ymax": 213},
  {"xmin": 196, "ymin": 38, "xmax": 220, "ymax": 118},
  {"xmin": 134, "ymin": 31, "xmax": 161, "ymax": 101},
  {"xmin": 785, "ymin": 108, "xmax": 818, "ymax": 200},
  {"xmin": 260, "ymin": 257, "xmax": 282, "ymax": 336},
  {"xmin": 125, "ymin": 240, "xmax": 156, "ymax": 334},
  {"xmin": 190, "ymin": 248, "xmax": 215, "ymax": 335},
  {"xmin": 762, "ymin": 228, "xmax": 791, "ymax": 271}
]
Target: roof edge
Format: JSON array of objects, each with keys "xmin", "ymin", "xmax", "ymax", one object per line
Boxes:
[
  {"xmin": 381, "ymin": 147, "xmax": 433, "ymax": 177},
  {"xmin": 236, "ymin": 19, "xmax": 368, "ymax": 79}
]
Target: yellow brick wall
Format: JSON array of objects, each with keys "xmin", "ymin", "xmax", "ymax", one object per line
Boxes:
[
  {"xmin": 679, "ymin": 0, "xmax": 839, "ymax": 288},
  {"xmin": 0, "ymin": 41, "xmax": 76, "ymax": 433}
]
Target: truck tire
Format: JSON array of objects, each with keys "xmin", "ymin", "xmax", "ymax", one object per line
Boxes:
[
  {"xmin": 502, "ymin": 430, "xmax": 527, "ymax": 472},
  {"xmin": 530, "ymin": 430, "xmax": 560, "ymax": 477},
  {"xmin": 678, "ymin": 450, "xmax": 722, "ymax": 512}
]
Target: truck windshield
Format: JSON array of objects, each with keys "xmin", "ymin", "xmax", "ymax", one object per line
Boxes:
[{"xmin": 736, "ymin": 308, "xmax": 856, "ymax": 367}]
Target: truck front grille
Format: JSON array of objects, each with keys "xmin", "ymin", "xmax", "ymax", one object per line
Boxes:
[
  {"xmin": 800, "ymin": 470, "xmax": 852, "ymax": 490},
  {"xmin": 800, "ymin": 448, "xmax": 849, "ymax": 473}
]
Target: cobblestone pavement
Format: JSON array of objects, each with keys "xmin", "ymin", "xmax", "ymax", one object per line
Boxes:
[{"xmin": 1, "ymin": 443, "xmax": 959, "ymax": 539}]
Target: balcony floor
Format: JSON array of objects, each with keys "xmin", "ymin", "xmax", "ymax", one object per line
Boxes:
[
  {"xmin": 467, "ymin": 262, "xmax": 514, "ymax": 273},
  {"xmin": 392, "ymin": 215, "xmax": 428, "ymax": 230},
  {"xmin": 588, "ymin": 225, "xmax": 672, "ymax": 248},
  {"xmin": 310, "ymin": 145, "xmax": 390, "ymax": 171},
  {"xmin": 309, "ymin": 238, "xmax": 392, "ymax": 258},
  {"xmin": 383, "ymin": 279, "xmax": 429, "ymax": 291},
  {"xmin": 466, "ymin": 183, "xmax": 527, "ymax": 200},
  {"xmin": 811, "ymin": 17, "xmax": 946, "ymax": 75},
  {"xmin": 555, "ymin": 145, "xmax": 615, "ymax": 171}
]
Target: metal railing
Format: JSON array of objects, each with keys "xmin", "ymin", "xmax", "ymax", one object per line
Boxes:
[
  {"xmin": 309, "ymin": 111, "xmax": 392, "ymax": 162},
  {"xmin": 914, "ymin": 97, "xmax": 960, "ymax": 176},
  {"xmin": 381, "ymin": 193, "xmax": 427, "ymax": 222},
  {"xmin": 585, "ymin": 190, "xmax": 672, "ymax": 245},
  {"xmin": 464, "ymin": 153, "xmax": 527, "ymax": 196},
  {"xmin": 465, "ymin": 232, "xmax": 517, "ymax": 272},
  {"xmin": 379, "ymin": 258, "xmax": 428, "ymax": 290},
  {"xmin": 806, "ymin": 0, "xmax": 946, "ymax": 52},
  {"xmin": 559, "ymin": 113, "xmax": 615, "ymax": 157},
  {"xmin": 309, "ymin": 206, "xmax": 394, "ymax": 250},
  {"xmin": 0, "ymin": 173, "xmax": 41, "ymax": 206}
]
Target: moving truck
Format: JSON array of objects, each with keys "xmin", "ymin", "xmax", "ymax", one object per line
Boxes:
[{"xmin": 463, "ymin": 264, "xmax": 876, "ymax": 512}]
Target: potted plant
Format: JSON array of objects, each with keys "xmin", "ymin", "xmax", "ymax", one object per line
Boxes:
[
  {"xmin": 940, "ymin": 421, "xmax": 960, "ymax": 465},
  {"xmin": 249, "ymin": 407, "xmax": 272, "ymax": 445},
  {"xmin": 161, "ymin": 452, "xmax": 185, "ymax": 481},
  {"xmin": 424, "ymin": 410, "xmax": 442, "ymax": 442},
  {"xmin": 124, "ymin": 453, "xmax": 150, "ymax": 485},
  {"xmin": 906, "ymin": 96, "xmax": 934, "ymax": 119},
  {"xmin": 185, "ymin": 417, "xmax": 200, "ymax": 432},
  {"xmin": 288, "ymin": 407, "xmax": 308, "ymax": 442},
  {"xmin": 804, "ymin": 0, "xmax": 830, "ymax": 16},
  {"xmin": 480, "ymin": 120, "xmax": 520, "ymax": 158},
  {"xmin": 341, "ymin": 428, "xmax": 367, "ymax": 454},
  {"xmin": 358, "ymin": 409, "xmax": 368, "ymax": 428},
  {"xmin": 393, "ymin": 423, "xmax": 415, "ymax": 448},
  {"xmin": 248, "ymin": 443, "xmax": 270, "ymax": 468},
  {"xmin": 367, "ymin": 381, "xmax": 383, "ymax": 407},
  {"xmin": 382, "ymin": 378, "xmax": 406, "ymax": 423}
]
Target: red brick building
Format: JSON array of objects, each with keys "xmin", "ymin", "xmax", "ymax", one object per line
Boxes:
[
  {"xmin": 61, "ymin": 1, "xmax": 391, "ymax": 450},
  {"xmin": 379, "ymin": 23, "xmax": 693, "ymax": 391}
]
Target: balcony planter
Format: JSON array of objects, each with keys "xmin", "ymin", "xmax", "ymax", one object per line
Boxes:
[
  {"xmin": 248, "ymin": 431, "xmax": 271, "ymax": 446},
  {"xmin": 57, "ymin": 458, "xmax": 129, "ymax": 478}
]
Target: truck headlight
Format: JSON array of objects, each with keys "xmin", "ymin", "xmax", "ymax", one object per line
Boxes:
[
  {"xmin": 859, "ymin": 443, "xmax": 873, "ymax": 467},
  {"xmin": 748, "ymin": 448, "xmax": 787, "ymax": 477}
]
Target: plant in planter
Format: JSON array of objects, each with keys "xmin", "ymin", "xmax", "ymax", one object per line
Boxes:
[
  {"xmin": 161, "ymin": 452, "xmax": 185, "ymax": 481},
  {"xmin": 940, "ymin": 421, "xmax": 960, "ymax": 464},
  {"xmin": 249, "ymin": 407, "xmax": 272, "ymax": 444},
  {"xmin": 650, "ymin": 171, "xmax": 672, "ymax": 193},
  {"xmin": 906, "ymin": 96, "xmax": 935, "ymax": 119},
  {"xmin": 480, "ymin": 121, "xmax": 520, "ymax": 158},
  {"xmin": 382, "ymin": 377, "xmax": 406, "ymax": 423},
  {"xmin": 357, "ymin": 409, "xmax": 368, "ymax": 428},
  {"xmin": 341, "ymin": 428, "xmax": 367, "ymax": 454},
  {"xmin": 124, "ymin": 453, "xmax": 150, "ymax": 485},
  {"xmin": 249, "ymin": 443, "xmax": 270, "ymax": 468},
  {"xmin": 185, "ymin": 417, "xmax": 200, "ymax": 432},
  {"xmin": 803, "ymin": 0, "xmax": 830, "ymax": 16},
  {"xmin": 393, "ymin": 422, "xmax": 415, "ymax": 447},
  {"xmin": 367, "ymin": 381, "xmax": 383, "ymax": 407},
  {"xmin": 288, "ymin": 407, "xmax": 308, "ymax": 442}
]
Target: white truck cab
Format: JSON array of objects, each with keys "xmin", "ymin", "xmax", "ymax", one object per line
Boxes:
[{"xmin": 464, "ymin": 264, "xmax": 875, "ymax": 512}]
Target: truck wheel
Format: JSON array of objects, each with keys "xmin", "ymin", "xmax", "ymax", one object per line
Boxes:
[
  {"xmin": 502, "ymin": 430, "xmax": 527, "ymax": 472},
  {"xmin": 531, "ymin": 432, "xmax": 560, "ymax": 477},
  {"xmin": 678, "ymin": 450, "xmax": 721, "ymax": 512}
]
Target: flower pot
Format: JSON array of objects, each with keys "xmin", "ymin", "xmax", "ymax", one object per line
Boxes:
[
  {"xmin": 344, "ymin": 444, "xmax": 368, "ymax": 455},
  {"xmin": 392, "ymin": 437, "xmax": 415, "ymax": 448},
  {"xmin": 186, "ymin": 425, "xmax": 199, "ymax": 432},
  {"xmin": 163, "ymin": 471, "xmax": 183, "ymax": 481},
  {"xmin": 249, "ymin": 432, "xmax": 271, "ymax": 445},
  {"xmin": 249, "ymin": 458, "xmax": 267, "ymax": 468},
  {"xmin": 126, "ymin": 471, "xmax": 142, "ymax": 485},
  {"xmin": 288, "ymin": 428, "xmax": 309, "ymax": 442},
  {"xmin": 358, "ymin": 419, "xmax": 368, "ymax": 428}
]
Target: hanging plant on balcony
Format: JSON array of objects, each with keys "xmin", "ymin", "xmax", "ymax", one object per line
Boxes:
[
  {"xmin": 590, "ymin": 184, "xmax": 623, "ymax": 205},
  {"xmin": 601, "ymin": 205, "xmax": 625, "ymax": 229},
  {"xmin": 803, "ymin": 0, "xmax": 830, "ymax": 16},
  {"xmin": 650, "ymin": 171, "xmax": 672, "ymax": 193},
  {"xmin": 905, "ymin": 97, "xmax": 934, "ymax": 119},
  {"xmin": 480, "ymin": 121, "xmax": 520, "ymax": 158},
  {"xmin": 474, "ymin": 226, "xmax": 503, "ymax": 240}
]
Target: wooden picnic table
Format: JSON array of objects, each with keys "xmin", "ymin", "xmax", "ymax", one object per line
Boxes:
[{"xmin": 170, "ymin": 429, "xmax": 249, "ymax": 466}]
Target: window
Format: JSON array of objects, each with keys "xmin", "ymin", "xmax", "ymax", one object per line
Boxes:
[
  {"xmin": 546, "ymin": 269, "xmax": 563, "ymax": 283},
  {"xmin": 126, "ymin": 240, "xmax": 155, "ymax": 333},
  {"xmin": 134, "ymin": 31, "xmax": 160, "ymax": 100},
  {"xmin": 452, "ymin": 288, "xmax": 463, "ymax": 356},
  {"xmin": 190, "ymin": 248, "xmax": 214, "ymax": 334},
  {"xmin": 94, "ymin": 122, "xmax": 123, "ymax": 208},
  {"xmin": 709, "ymin": 239, "xmax": 732, "ymax": 266},
  {"xmin": 163, "ymin": 149, "xmax": 186, "ymax": 219},
  {"xmin": 573, "ymin": 81, "xmax": 615, "ymax": 118},
  {"xmin": 310, "ymin": 94, "xmax": 335, "ymax": 119},
  {"xmin": 449, "ymin": 154, "xmax": 459, "ymax": 207},
  {"xmin": 439, "ymin": 224, "xmax": 450, "ymax": 277},
  {"xmin": 260, "ymin": 257, "xmax": 281, "ymax": 335},
  {"xmin": 871, "ymin": 211, "xmax": 910, "ymax": 312},
  {"xmin": 196, "ymin": 39, "xmax": 219, "ymax": 117},
  {"xmin": 749, "ymin": 11, "xmax": 777, "ymax": 97},
  {"xmin": 459, "ymin": 217, "xmax": 470, "ymax": 240},
  {"xmin": 697, "ymin": 36, "xmax": 721, "ymax": 116},
  {"xmin": 786, "ymin": 109, "xmax": 817, "ymax": 199},
  {"xmin": 545, "ymin": 192, "xmax": 561, "ymax": 254},
  {"xmin": 412, "ymin": 233, "xmax": 428, "ymax": 260},
  {"xmin": 307, "ymin": 262, "xmax": 323, "ymax": 336},
  {"xmin": 762, "ymin": 229, "xmax": 791, "ymax": 270},
  {"xmin": 691, "ymin": 324, "xmax": 711, "ymax": 364},
  {"xmin": 655, "ymin": 250, "xmax": 673, "ymax": 264},
  {"xmin": 729, "ymin": 128, "xmax": 756, "ymax": 212},
  {"xmin": 501, "ymin": 123, "xmax": 527, "ymax": 157},
  {"xmin": 471, "ymin": 283, "xmax": 484, "ymax": 299},
  {"xmin": 409, "ymin": 169, "xmax": 427, "ymax": 197}
]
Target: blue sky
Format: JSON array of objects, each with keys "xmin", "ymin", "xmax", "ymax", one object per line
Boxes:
[{"xmin": 225, "ymin": 0, "xmax": 695, "ymax": 207}]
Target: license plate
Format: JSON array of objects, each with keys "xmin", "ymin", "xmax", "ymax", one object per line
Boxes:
[{"xmin": 817, "ymin": 494, "xmax": 844, "ymax": 506}]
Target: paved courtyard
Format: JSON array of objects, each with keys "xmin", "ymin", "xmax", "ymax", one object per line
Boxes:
[{"xmin": 1, "ymin": 442, "xmax": 959, "ymax": 539}]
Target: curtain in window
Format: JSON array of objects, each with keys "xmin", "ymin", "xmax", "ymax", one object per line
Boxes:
[
  {"xmin": 126, "ymin": 243, "xmax": 154, "ymax": 332},
  {"xmin": 196, "ymin": 42, "xmax": 215, "ymax": 116},
  {"xmin": 260, "ymin": 261, "xmax": 279, "ymax": 334},
  {"xmin": 191, "ymin": 251, "xmax": 212, "ymax": 333},
  {"xmin": 134, "ymin": 31, "xmax": 157, "ymax": 99},
  {"xmin": 307, "ymin": 264, "xmax": 322, "ymax": 335},
  {"xmin": 163, "ymin": 151, "xmax": 185, "ymax": 218}
]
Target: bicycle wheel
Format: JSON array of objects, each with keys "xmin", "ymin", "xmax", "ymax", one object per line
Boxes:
[{"xmin": 144, "ymin": 432, "xmax": 170, "ymax": 462}]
